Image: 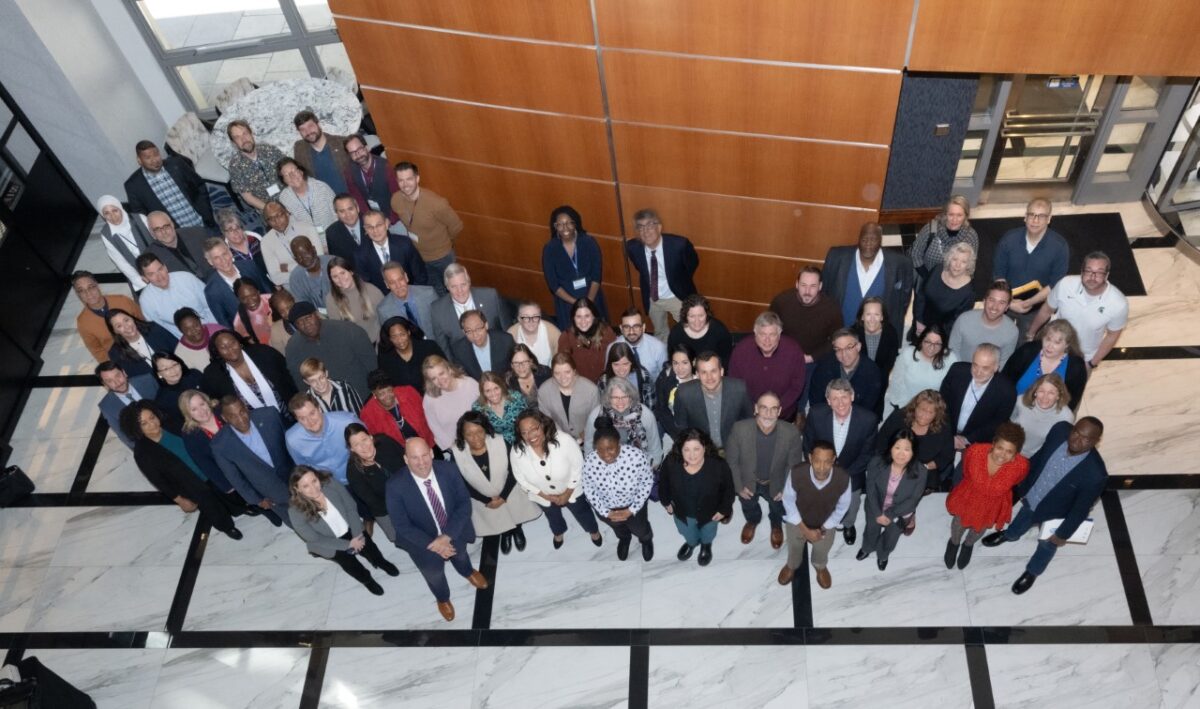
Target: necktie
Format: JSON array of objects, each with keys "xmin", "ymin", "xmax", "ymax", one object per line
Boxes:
[
  {"xmin": 424, "ymin": 479, "xmax": 449, "ymax": 530},
  {"xmin": 649, "ymin": 249, "xmax": 660, "ymax": 302},
  {"xmin": 404, "ymin": 301, "xmax": 418, "ymax": 327},
  {"xmin": 381, "ymin": 244, "xmax": 390, "ymax": 262}
]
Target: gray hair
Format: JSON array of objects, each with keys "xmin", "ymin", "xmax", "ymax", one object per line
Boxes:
[
  {"xmin": 1082, "ymin": 250, "xmax": 1111, "ymax": 273},
  {"xmin": 973, "ymin": 342, "xmax": 1001, "ymax": 362},
  {"xmin": 753, "ymin": 311, "xmax": 783, "ymax": 331},
  {"xmin": 825, "ymin": 378, "xmax": 855, "ymax": 398},
  {"xmin": 601, "ymin": 377, "xmax": 639, "ymax": 408},
  {"xmin": 942, "ymin": 241, "xmax": 977, "ymax": 277},
  {"xmin": 215, "ymin": 207, "xmax": 242, "ymax": 231},
  {"xmin": 442, "ymin": 261, "xmax": 468, "ymax": 287}
]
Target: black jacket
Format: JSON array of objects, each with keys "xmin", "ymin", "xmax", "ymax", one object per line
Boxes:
[
  {"xmin": 803, "ymin": 404, "xmax": 878, "ymax": 488},
  {"xmin": 124, "ymin": 154, "xmax": 215, "ymax": 227},
  {"xmin": 200, "ymin": 344, "xmax": 297, "ymax": 406},
  {"xmin": 939, "ymin": 362, "xmax": 1017, "ymax": 444},
  {"xmin": 658, "ymin": 456, "xmax": 735, "ymax": 523}
]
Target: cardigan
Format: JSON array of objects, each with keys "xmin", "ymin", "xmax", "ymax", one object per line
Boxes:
[
  {"xmin": 450, "ymin": 433, "xmax": 542, "ymax": 536},
  {"xmin": 359, "ymin": 386, "xmax": 436, "ymax": 448},
  {"xmin": 510, "ymin": 432, "xmax": 585, "ymax": 506},
  {"xmin": 657, "ymin": 456, "xmax": 735, "ymax": 523}
]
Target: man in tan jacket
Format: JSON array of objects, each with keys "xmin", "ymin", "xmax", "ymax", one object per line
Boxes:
[{"xmin": 73, "ymin": 270, "xmax": 143, "ymax": 363}]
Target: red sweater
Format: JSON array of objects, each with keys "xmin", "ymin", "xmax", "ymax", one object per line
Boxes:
[{"xmin": 358, "ymin": 386, "xmax": 436, "ymax": 448}]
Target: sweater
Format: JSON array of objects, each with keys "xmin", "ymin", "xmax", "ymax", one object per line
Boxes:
[
  {"xmin": 790, "ymin": 464, "xmax": 850, "ymax": 530},
  {"xmin": 768, "ymin": 291, "xmax": 842, "ymax": 360},
  {"xmin": 389, "ymin": 187, "xmax": 463, "ymax": 262}
]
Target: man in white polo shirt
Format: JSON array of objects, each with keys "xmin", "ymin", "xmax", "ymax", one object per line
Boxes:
[{"xmin": 1028, "ymin": 251, "xmax": 1127, "ymax": 369}]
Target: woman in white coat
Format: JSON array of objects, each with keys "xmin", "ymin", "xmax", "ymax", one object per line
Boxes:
[
  {"xmin": 510, "ymin": 409, "xmax": 602, "ymax": 549},
  {"xmin": 450, "ymin": 410, "xmax": 541, "ymax": 555}
]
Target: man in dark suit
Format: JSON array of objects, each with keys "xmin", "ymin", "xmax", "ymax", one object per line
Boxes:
[
  {"xmin": 96, "ymin": 361, "xmax": 159, "ymax": 449},
  {"xmin": 203, "ymin": 238, "xmax": 271, "ymax": 328},
  {"xmin": 624, "ymin": 208, "xmax": 700, "ymax": 341},
  {"xmin": 145, "ymin": 211, "xmax": 215, "ymax": 280},
  {"xmin": 449, "ymin": 310, "xmax": 515, "ymax": 379},
  {"xmin": 939, "ymin": 344, "xmax": 1017, "ymax": 451},
  {"xmin": 124, "ymin": 140, "xmax": 215, "ymax": 229},
  {"xmin": 982, "ymin": 418, "xmax": 1107, "ymax": 594},
  {"xmin": 672, "ymin": 352, "xmax": 753, "ymax": 450},
  {"xmin": 808, "ymin": 328, "xmax": 883, "ymax": 415},
  {"xmin": 822, "ymin": 222, "xmax": 914, "ymax": 337},
  {"xmin": 429, "ymin": 263, "xmax": 510, "ymax": 355},
  {"xmin": 803, "ymin": 378, "xmax": 878, "ymax": 545},
  {"xmin": 355, "ymin": 209, "xmax": 429, "ymax": 292},
  {"xmin": 385, "ymin": 437, "xmax": 488, "ymax": 621},
  {"xmin": 211, "ymin": 397, "xmax": 294, "ymax": 528},
  {"xmin": 376, "ymin": 262, "xmax": 437, "ymax": 333},
  {"xmin": 326, "ymin": 194, "xmax": 366, "ymax": 263}
]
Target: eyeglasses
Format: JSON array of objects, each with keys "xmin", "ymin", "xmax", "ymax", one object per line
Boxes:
[
  {"xmin": 462, "ymin": 325, "xmax": 487, "ymax": 335},
  {"xmin": 921, "ymin": 339, "xmax": 944, "ymax": 348},
  {"xmin": 1025, "ymin": 212, "xmax": 1050, "ymax": 221},
  {"xmin": 832, "ymin": 344, "xmax": 859, "ymax": 354},
  {"xmin": 620, "ymin": 323, "xmax": 644, "ymax": 331},
  {"xmin": 518, "ymin": 315, "xmax": 541, "ymax": 322},
  {"xmin": 511, "ymin": 359, "xmax": 532, "ymax": 366},
  {"xmin": 150, "ymin": 224, "xmax": 174, "ymax": 233},
  {"xmin": 1082, "ymin": 268, "xmax": 1109, "ymax": 277}
]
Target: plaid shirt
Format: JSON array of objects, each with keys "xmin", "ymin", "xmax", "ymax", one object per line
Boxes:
[
  {"xmin": 143, "ymin": 168, "xmax": 203, "ymax": 227},
  {"xmin": 228, "ymin": 143, "xmax": 287, "ymax": 203}
]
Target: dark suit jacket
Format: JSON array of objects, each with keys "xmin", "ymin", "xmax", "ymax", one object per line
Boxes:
[
  {"xmin": 210, "ymin": 407, "xmax": 293, "ymax": 505},
  {"xmin": 146, "ymin": 227, "xmax": 216, "ymax": 280},
  {"xmin": 1015, "ymin": 421, "xmax": 1107, "ymax": 539},
  {"xmin": 864, "ymin": 455, "xmax": 928, "ymax": 523},
  {"xmin": 803, "ymin": 404, "xmax": 879, "ymax": 488},
  {"xmin": 204, "ymin": 261, "xmax": 271, "ymax": 328},
  {"xmin": 822, "ymin": 247, "xmax": 914, "ymax": 337},
  {"xmin": 1001, "ymin": 341, "xmax": 1087, "ymax": 412},
  {"xmin": 200, "ymin": 344, "xmax": 298, "ymax": 406},
  {"xmin": 354, "ymin": 234, "xmax": 430, "ymax": 292},
  {"xmin": 671, "ymin": 377, "xmax": 753, "ymax": 447},
  {"xmin": 448, "ymin": 330, "xmax": 515, "ymax": 380},
  {"xmin": 939, "ymin": 362, "xmax": 1018, "ymax": 444},
  {"xmin": 852, "ymin": 322, "xmax": 901, "ymax": 383},
  {"xmin": 624, "ymin": 234, "xmax": 700, "ymax": 313},
  {"xmin": 100, "ymin": 374, "xmax": 159, "ymax": 448},
  {"xmin": 124, "ymin": 155, "xmax": 215, "ymax": 227},
  {"xmin": 385, "ymin": 461, "xmax": 477, "ymax": 558},
  {"xmin": 133, "ymin": 436, "xmax": 212, "ymax": 502},
  {"xmin": 429, "ymin": 287, "xmax": 510, "ymax": 355},
  {"xmin": 807, "ymin": 352, "xmax": 884, "ymax": 415},
  {"xmin": 325, "ymin": 218, "xmax": 365, "ymax": 263}
]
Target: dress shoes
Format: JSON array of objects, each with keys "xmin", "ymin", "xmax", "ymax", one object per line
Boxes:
[
  {"xmin": 591, "ymin": 533, "xmax": 604, "ymax": 547},
  {"xmin": 1012, "ymin": 571, "xmax": 1037, "ymax": 595},
  {"xmin": 944, "ymin": 541, "xmax": 960, "ymax": 569},
  {"xmin": 902, "ymin": 519, "xmax": 916, "ymax": 536},
  {"xmin": 677, "ymin": 543, "xmax": 695, "ymax": 561},
  {"xmin": 364, "ymin": 579, "xmax": 384, "ymax": 596},
  {"xmin": 956, "ymin": 544, "xmax": 974, "ymax": 569},
  {"xmin": 842, "ymin": 526, "xmax": 857, "ymax": 545},
  {"xmin": 617, "ymin": 537, "xmax": 631, "ymax": 561},
  {"xmin": 641, "ymin": 539, "xmax": 654, "ymax": 562},
  {"xmin": 500, "ymin": 532, "xmax": 513, "ymax": 555},
  {"xmin": 777, "ymin": 565, "xmax": 795, "ymax": 585},
  {"xmin": 377, "ymin": 559, "xmax": 400, "ymax": 577},
  {"xmin": 553, "ymin": 535, "xmax": 564, "ymax": 550},
  {"xmin": 225, "ymin": 527, "xmax": 243, "ymax": 541},
  {"xmin": 698, "ymin": 543, "xmax": 713, "ymax": 566},
  {"xmin": 877, "ymin": 557, "xmax": 888, "ymax": 571},
  {"xmin": 815, "ymin": 567, "xmax": 832, "ymax": 589},
  {"xmin": 437, "ymin": 601, "xmax": 455, "ymax": 621},
  {"xmin": 981, "ymin": 531, "xmax": 1009, "ymax": 547},
  {"xmin": 513, "ymin": 525, "xmax": 527, "ymax": 552},
  {"xmin": 740, "ymin": 523, "xmax": 757, "ymax": 545},
  {"xmin": 466, "ymin": 570, "xmax": 489, "ymax": 590},
  {"xmin": 769, "ymin": 526, "xmax": 784, "ymax": 550},
  {"xmin": 855, "ymin": 547, "xmax": 870, "ymax": 561}
]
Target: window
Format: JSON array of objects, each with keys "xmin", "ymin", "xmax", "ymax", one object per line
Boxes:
[{"xmin": 127, "ymin": 0, "xmax": 355, "ymax": 116}]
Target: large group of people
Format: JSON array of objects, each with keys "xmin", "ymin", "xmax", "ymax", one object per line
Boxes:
[{"xmin": 83, "ymin": 117, "xmax": 1122, "ymax": 621}]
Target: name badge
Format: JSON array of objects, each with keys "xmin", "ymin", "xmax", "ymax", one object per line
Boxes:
[
  {"xmin": 572, "ymin": 278, "xmax": 588, "ymax": 291},
  {"xmin": 266, "ymin": 184, "xmax": 281, "ymax": 197}
]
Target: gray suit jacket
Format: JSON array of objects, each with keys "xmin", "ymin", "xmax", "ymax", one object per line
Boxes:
[
  {"xmin": 724, "ymin": 418, "xmax": 804, "ymax": 497},
  {"xmin": 288, "ymin": 478, "xmax": 363, "ymax": 558},
  {"xmin": 146, "ymin": 226, "xmax": 217, "ymax": 280},
  {"xmin": 429, "ymin": 287, "xmax": 510, "ymax": 355},
  {"xmin": 377, "ymin": 285, "xmax": 438, "ymax": 335},
  {"xmin": 100, "ymin": 374, "xmax": 159, "ymax": 448},
  {"xmin": 537, "ymin": 376, "xmax": 599, "ymax": 441},
  {"xmin": 863, "ymin": 455, "xmax": 928, "ymax": 524},
  {"xmin": 672, "ymin": 378, "xmax": 753, "ymax": 448}
]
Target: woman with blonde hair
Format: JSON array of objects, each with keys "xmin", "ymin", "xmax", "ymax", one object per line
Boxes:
[
  {"xmin": 1010, "ymin": 373, "xmax": 1074, "ymax": 456},
  {"xmin": 911, "ymin": 194, "xmax": 979, "ymax": 286},
  {"xmin": 911, "ymin": 241, "xmax": 976, "ymax": 342},
  {"xmin": 178, "ymin": 388, "xmax": 247, "ymax": 513},
  {"xmin": 421, "ymin": 355, "xmax": 479, "ymax": 450},
  {"xmin": 325, "ymin": 257, "xmax": 385, "ymax": 343}
]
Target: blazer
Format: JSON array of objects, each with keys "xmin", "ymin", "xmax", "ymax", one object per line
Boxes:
[
  {"xmin": 1001, "ymin": 341, "xmax": 1087, "ymax": 412},
  {"xmin": 377, "ymin": 286, "xmax": 438, "ymax": 334},
  {"xmin": 325, "ymin": 218, "xmax": 364, "ymax": 264},
  {"xmin": 358, "ymin": 385, "xmax": 436, "ymax": 447},
  {"xmin": 939, "ymin": 362, "xmax": 1018, "ymax": 444},
  {"xmin": 822, "ymin": 247, "xmax": 914, "ymax": 338},
  {"xmin": 448, "ymin": 329, "xmax": 516, "ymax": 380},
  {"xmin": 624, "ymin": 233, "xmax": 700, "ymax": 313},
  {"xmin": 346, "ymin": 434, "xmax": 406, "ymax": 518},
  {"xmin": 802, "ymin": 404, "xmax": 879, "ymax": 488},
  {"xmin": 724, "ymin": 418, "xmax": 805, "ymax": 498},
  {"xmin": 123, "ymin": 155, "xmax": 216, "ymax": 227},
  {"xmin": 379, "ymin": 339, "xmax": 445, "ymax": 395},
  {"xmin": 429, "ymin": 287, "xmax": 510, "ymax": 356},
  {"xmin": 78, "ymin": 295, "xmax": 144, "ymax": 363},
  {"xmin": 182, "ymin": 425, "xmax": 235, "ymax": 492},
  {"xmin": 385, "ymin": 461, "xmax": 477, "ymax": 555},
  {"xmin": 146, "ymin": 227, "xmax": 217, "ymax": 281},
  {"xmin": 807, "ymin": 352, "xmax": 884, "ymax": 415},
  {"xmin": 133, "ymin": 436, "xmax": 214, "ymax": 504},
  {"xmin": 672, "ymin": 378, "xmax": 753, "ymax": 448},
  {"xmin": 210, "ymin": 407, "xmax": 293, "ymax": 506},
  {"xmin": 100, "ymin": 374, "xmax": 159, "ymax": 448},
  {"xmin": 510, "ymin": 432, "xmax": 585, "ymax": 506},
  {"xmin": 200, "ymin": 344, "xmax": 298, "ymax": 406},
  {"xmin": 354, "ymin": 234, "xmax": 430, "ymax": 292},
  {"xmin": 1014, "ymin": 421, "xmax": 1108, "ymax": 539},
  {"xmin": 863, "ymin": 455, "xmax": 928, "ymax": 524},
  {"xmin": 537, "ymin": 376, "xmax": 599, "ymax": 441},
  {"xmin": 657, "ymin": 456, "xmax": 735, "ymax": 523},
  {"xmin": 288, "ymin": 478, "xmax": 365, "ymax": 558},
  {"xmin": 204, "ymin": 261, "xmax": 271, "ymax": 328},
  {"xmin": 107, "ymin": 324, "xmax": 178, "ymax": 378}
]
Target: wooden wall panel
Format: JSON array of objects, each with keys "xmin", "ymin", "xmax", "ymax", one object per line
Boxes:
[
  {"xmin": 393, "ymin": 153, "xmax": 621, "ymax": 236},
  {"xmin": 337, "ymin": 20, "xmax": 604, "ymax": 116},
  {"xmin": 365, "ymin": 90, "xmax": 611, "ymax": 181},
  {"xmin": 604, "ymin": 52, "xmax": 901, "ymax": 144},
  {"xmin": 613, "ymin": 124, "xmax": 888, "ymax": 209},
  {"xmin": 595, "ymin": 0, "xmax": 914, "ymax": 68},
  {"xmin": 619, "ymin": 185, "xmax": 872, "ymax": 262},
  {"xmin": 330, "ymin": 0, "xmax": 596, "ymax": 44},
  {"xmin": 909, "ymin": 0, "xmax": 1200, "ymax": 75}
]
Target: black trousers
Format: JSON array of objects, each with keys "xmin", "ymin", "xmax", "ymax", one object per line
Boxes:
[
  {"xmin": 328, "ymin": 530, "xmax": 389, "ymax": 586},
  {"xmin": 598, "ymin": 504, "xmax": 653, "ymax": 542},
  {"xmin": 193, "ymin": 485, "xmax": 236, "ymax": 533}
]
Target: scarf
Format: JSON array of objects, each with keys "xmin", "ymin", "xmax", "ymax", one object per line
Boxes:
[
  {"xmin": 604, "ymin": 403, "xmax": 648, "ymax": 452},
  {"xmin": 227, "ymin": 354, "xmax": 279, "ymax": 411},
  {"xmin": 96, "ymin": 195, "xmax": 135, "ymax": 240}
]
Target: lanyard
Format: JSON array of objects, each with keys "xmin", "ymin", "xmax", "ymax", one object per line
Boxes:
[{"xmin": 402, "ymin": 198, "xmax": 418, "ymax": 229}]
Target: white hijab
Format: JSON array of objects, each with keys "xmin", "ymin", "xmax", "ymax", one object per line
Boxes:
[{"xmin": 96, "ymin": 195, "xmax": 135, "ymax": 240}]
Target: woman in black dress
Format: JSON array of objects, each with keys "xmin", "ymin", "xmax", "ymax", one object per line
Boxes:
[{"xmin": 911, "ymin": 242, "xmax": 976, "ymax": 343}]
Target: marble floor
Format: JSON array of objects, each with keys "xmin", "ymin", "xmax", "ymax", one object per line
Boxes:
[{"xmin": 3, "ymin": 204, "xmax": 1200, "ymax": 707}]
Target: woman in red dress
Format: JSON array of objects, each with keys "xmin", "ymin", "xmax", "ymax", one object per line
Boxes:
[{"xmin": 944, "ymin": 422, "xmax": 1029, "ymax": 570}]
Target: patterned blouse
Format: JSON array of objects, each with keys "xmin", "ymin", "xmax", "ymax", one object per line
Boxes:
[
  {"xmin": 473, "ymin": 391, "xmax": 527, "ymax": 445},
  {"xmin": 581, "ymin": 444, "xmax": 654, "ymax": 517}
]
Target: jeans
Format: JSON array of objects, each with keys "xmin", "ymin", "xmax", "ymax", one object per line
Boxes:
[
  {"xmin": 425, "ymin": 252, "xmax": 456, "ymax": 297},
  {"xmin": 674, "ymin": 516, "xmax": 718, "ymax": 546},
  {"xmin": 409, "ymin": 542, "xmax": 474, "ymax": 602},
  {"xmin": 740, "ymin": 481, "xmax": 785, "ymax": 527},
  {"xmin": 543, "ymin": 495, "xmax": 600, "ymax": 536},
  {"xmin": 1003, "ymin": 502, "xmax": 1058, "ymax": 576}
]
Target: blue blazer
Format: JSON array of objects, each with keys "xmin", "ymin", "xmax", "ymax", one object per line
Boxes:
[
  {"xmin": 210, "ymin": 407, "xmax": 294, "ymax": 506},
  {"xmin": 624, "ymin": 233, "xmax": 699, "ymax": 314},
  {"xmin": 541, "ymin": 233, "xmax": 606, "ymax": 328},
  {"xmin": 355, "ymin": 234, "xmax": 430, "ymax": 292},
  {"xmin": 1015, "ymin": 421, "xmax": 1107, "ymax": 539},
  {"xmin": 204, "ymin": 261, "xmax": 272, "ymax": 328},
  {"xmin": 99, "ymin": 374, "xmax": 159, "ymax": 448},
  {"xmin": 385, "ymin": 461, "xmax": 476, "ymax": 555}
]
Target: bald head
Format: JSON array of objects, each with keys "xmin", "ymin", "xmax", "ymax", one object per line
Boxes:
[{"xmin": 404, "ymin": 437, "xmax": 434, "ymax": 477}]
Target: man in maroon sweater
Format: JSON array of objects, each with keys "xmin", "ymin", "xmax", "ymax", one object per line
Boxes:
[{"xmin": 728, "ymin": 311, "xmax": 807, "ymax": 422}]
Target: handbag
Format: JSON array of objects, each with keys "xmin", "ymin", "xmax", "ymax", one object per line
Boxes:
[{"xmin": 0, "ymin": 465, "xmax": 35, "ymax": 507}]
